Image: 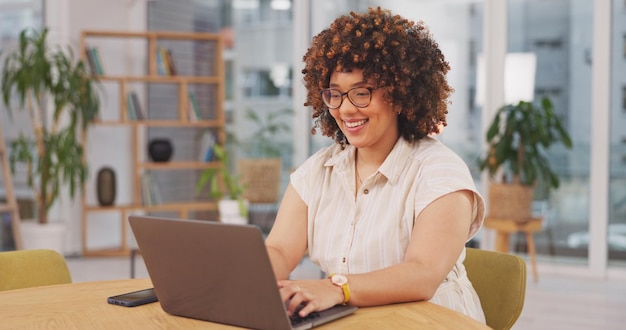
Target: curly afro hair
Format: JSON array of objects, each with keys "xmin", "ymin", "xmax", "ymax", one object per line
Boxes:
[{"xmin": 302, "ymin": 7, "xmax": 453, "ymax": 147}]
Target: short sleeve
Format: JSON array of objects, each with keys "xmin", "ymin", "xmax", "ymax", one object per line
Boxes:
[{"xmin": 413, "ymin": 149, "xmax": 485, "ymax": 240}]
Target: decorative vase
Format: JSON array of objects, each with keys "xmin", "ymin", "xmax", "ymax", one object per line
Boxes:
[
  {"xmin": 148, "ymin": 138, "xmax": 173, "ymax": 162},
  {"xmin": 96, "ymin": 167, "xmax": 116, "ymax": 206}
]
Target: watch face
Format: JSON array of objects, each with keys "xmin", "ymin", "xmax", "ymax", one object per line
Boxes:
[{"xmin": 332, "ymin": 274, "xmax": 348, "ymax": 286}]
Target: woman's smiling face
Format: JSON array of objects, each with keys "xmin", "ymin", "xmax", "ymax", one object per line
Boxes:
[{"xmin": 328, "ymin": 69, "xmax": 399, "ymax": 150}]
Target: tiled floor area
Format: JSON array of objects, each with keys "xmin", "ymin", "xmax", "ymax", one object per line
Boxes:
[
  {"xmin": 66, "ymin": 255, "xmax": 626, "ymax": 330},
  {"xmin": 517, "ymin": 274, "xmax": 626, "ymax": 330}
]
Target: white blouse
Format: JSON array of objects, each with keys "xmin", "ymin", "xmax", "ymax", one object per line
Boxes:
[{"xmin": 290, "ymin": 137, "xmax": 486, "ymax": 323}]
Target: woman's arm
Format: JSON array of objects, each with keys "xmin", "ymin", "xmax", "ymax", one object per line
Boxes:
[
  {"xmin": 347, "ymin": 189, "xmax": 474, "ymax": 305},
  {"xmin": 286, "ymin": 189, "xmax": 474, "ymax": 317},
  {"xmin": 265, "ymin": 184, "xmax": 309, "ymax": 280}
]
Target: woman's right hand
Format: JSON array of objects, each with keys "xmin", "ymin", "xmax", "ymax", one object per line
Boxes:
[{"xmin": 278, "ymin": 279, "xmax": 345, "ymax": 317}]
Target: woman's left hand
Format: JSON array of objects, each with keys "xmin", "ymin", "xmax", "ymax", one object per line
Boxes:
[{"xmin": 278, "ymin": 279, "xmax": 344, "ymax": 317}]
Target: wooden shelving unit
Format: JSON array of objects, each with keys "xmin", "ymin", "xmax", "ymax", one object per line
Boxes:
[{"xmin": 80, "ymin": 30, "xmax": 225, "ymax": 256}]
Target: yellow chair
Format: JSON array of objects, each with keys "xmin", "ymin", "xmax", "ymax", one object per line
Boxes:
[
  {"xmin": 464, "ymin": 247, "xmax": 527, "ymax": 330},
  {"xmin": 0, "ymin": 249, "xmax": 72, "ymax": 291}
]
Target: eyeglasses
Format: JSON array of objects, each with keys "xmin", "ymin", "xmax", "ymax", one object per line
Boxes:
[{"xmin": 319, "ymin": 86, "xmax": 380, "ymax": 109}]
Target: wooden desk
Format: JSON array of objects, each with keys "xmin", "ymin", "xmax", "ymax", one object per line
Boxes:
[
  {"xmin": 484, "ymin": 216, "xmax": 543, "ymax": 282},
  {"xmin": 0, "ymin": 279, "xmax": 490, "ymax": 329}
]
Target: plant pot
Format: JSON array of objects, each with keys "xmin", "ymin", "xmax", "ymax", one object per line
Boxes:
[
  {"xmin": 238, "ymin": 158, "xmax": 282, "ymax": 203},
  {"xmin": 218, "ymin": 199, "xmax": 249, "ymax": 225},
  {"xmin": 488, "ymin": 183, "xmax": 534, "ymax": 222},
  {"xmin": 20, "ymin": 221, "xmax": 66, "ymax": 255},
  {"xmin": 148, "ymin": 138, "xmax": 173, "ymax": 162}
]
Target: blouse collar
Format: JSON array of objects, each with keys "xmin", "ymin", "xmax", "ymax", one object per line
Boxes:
[{"xmin": 323, "ymin": 137, "xmax": 418, "ymax": 186}]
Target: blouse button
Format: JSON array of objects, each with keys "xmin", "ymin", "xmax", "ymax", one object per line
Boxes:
[
  {"xmin": 342, "ymin": 257, "xmax": 346, "ymax": 263},
  {"xmin": 363, "ymin": 189, "xmax": 369, "ymax": 194}
]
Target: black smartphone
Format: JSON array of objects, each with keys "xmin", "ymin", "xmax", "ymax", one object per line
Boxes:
[{"xmin": 107, "ymin": 288, "xmax": 158, "ymax": 307}]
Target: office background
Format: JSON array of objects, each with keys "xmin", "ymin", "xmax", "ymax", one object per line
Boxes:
[{"xmin": 0, "ymin": 0, "xmax": 624, "ymax": 279}]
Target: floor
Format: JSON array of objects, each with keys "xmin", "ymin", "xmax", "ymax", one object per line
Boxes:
[{"xmin": 65, "ymin": 255, "xmax": 626, "ymax": 330}]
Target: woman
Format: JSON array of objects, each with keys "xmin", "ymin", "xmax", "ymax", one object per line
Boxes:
[{"xmin": 265, "ymin": 7, "xmax": 485, "ymax": 323}]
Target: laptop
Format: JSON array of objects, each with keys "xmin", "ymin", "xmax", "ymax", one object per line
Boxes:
[{"xmin": 128, "ymin": 215, "xmax": 357, "ymax": 330}]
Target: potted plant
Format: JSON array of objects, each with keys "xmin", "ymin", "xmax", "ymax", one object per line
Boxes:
[
  {"xmin": 232, "ymin": 107, "xmax": 291, "ymax": 205},
  {"xmin": 477, "ymin": 97, "xmax": 572, "ymax": 221},
  {"xmin": 1, "ymin": 28, "xmax": 100, "ymax": 250},
  {"xmin": 196, "ymin": 144, "xmax": 248, "ymax": 224}
]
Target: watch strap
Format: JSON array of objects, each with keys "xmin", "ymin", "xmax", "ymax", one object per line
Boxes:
[
  {"xmin": 339, "ymin": 282, "xmax": 351, "ymax": 304},
  {"xmin": 329, "ymin": 274, "xmax": 351, "ymax": 305}
]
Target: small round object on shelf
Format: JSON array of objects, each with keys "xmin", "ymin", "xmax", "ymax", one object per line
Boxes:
[{"xmin": 148, "ymin": 138, "xmax": 174, "ymax": 162}]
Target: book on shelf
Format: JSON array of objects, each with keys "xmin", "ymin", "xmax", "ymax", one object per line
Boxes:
[
  {"xmin": 128, "ymin": 91, "xmax": 146, "ymax": 120},
  {"xmin": 156, "ymin": 46, "xmax": 177, "ymax": 76},
  {"xmin": 156, "ymin": 46, "xmax": 167, "ymax": 76},
  {"xmin": 188, "ymin": 91, "xmax": 201, "ymax": 121},
  {"xmin": 126, "ymin": 93, "xmax": 137, "ymax": 120},
  {"xmin": 84, "ymin": 46, "xmax": 104, "ymax": 75},
  {"xmin": 165, "ymin": 48, "xmax": 177, "ymax": 75},
  {"xmin": 141, "ymin": 173, "xmax": 162, "ymax": 206},
  {"xmin": 84, "ymin": 46, "xmax": 97, "ymax": 74},
  {"xmin": 91, "ymin": 46, "xmax": 104, "ymax": 75},
  {"xmin": 198, "ymin": 131, "xmax": 216, "ymax": 162},
  {"xmin": 141, "ymin": 174, "xmax": 151, "ymax": 205}
]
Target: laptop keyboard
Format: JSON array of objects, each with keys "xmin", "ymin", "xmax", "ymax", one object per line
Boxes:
[{"xmin": 289, "ymin": 304, "xmax": 321, "ymax": 326}]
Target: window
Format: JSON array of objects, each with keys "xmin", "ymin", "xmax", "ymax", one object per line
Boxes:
[
  {"xmin": 0, "ymin": 0, "xmax": 43, "ymax": 41},
  {"xmin": 536, "ymin": 87, "xmax": 563, "ymax": 97},
  {"xmin": 533, "ymin": 38, "xmax": 564, "ymax": 49},
  {"xmin": 469, "ymin": 39, "xmax": 477, "ymax": 65},
  {"xmin": 0, "ymin": 0, "xmax": 43, "ymax": 186},
  {"xmin": 623, "ymin": 86, "xmax": 626, "ymax": 112},
  {"xmin": 242, "ymin": 68, "xmax": 292, "ymax": 98},
  {"xmin": 242, "ymin": 70, "xmax": 279, "ymax": 97},
  {"xmin": 0, "ymin": 0, "xmax": 44, "ymax": 250}
]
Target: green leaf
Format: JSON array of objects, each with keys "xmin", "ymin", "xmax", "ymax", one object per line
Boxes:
[
  {"xmin": 196, "ymin": 143, "xmax": 246, "ymax": 201},
  {"xmin": 478, "ymin": 96, "xmax": 571, "ymax": 191},
  {"xmin": 1, "ymin": 27, "xmax": 100, "ymax": 223}
]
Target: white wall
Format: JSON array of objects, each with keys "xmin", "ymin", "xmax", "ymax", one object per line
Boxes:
[{"xmin": 46, "ymin": 0, "xmax": 147, "ymax": 255}]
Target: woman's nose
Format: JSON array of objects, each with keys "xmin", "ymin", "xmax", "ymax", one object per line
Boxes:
[{"xmin": 338, "ymin": 94, "xmax": 357, "ymax": 113}]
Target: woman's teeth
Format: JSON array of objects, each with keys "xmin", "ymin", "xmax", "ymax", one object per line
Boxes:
[{"xmin": 345, "ymin": 119, "xmax": 367, "ymax": 128}]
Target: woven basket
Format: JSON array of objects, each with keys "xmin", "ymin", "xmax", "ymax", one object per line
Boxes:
[
  {"xmin": 237, "ymin": 158, "xmax": 282, "ymax": 203},
  {"xmin": 488, "ymin": 183, "xmax": 534, "ymax": 222}
]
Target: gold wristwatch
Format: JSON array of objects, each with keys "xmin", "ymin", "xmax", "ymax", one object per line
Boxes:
[{"xmin": 329, "ymin": 274, "xmax": 351, "ymax": 305}]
